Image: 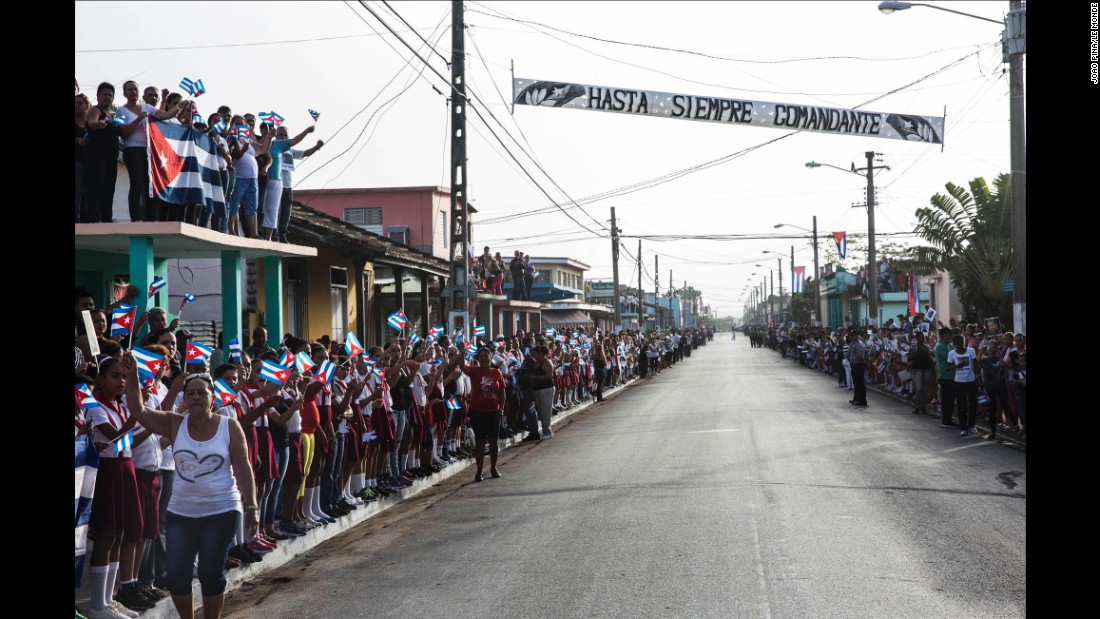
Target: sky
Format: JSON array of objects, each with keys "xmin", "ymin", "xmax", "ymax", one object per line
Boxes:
[{"xmin": 75, "ymin": 1, "xmax": 1015, "ymax": 321}]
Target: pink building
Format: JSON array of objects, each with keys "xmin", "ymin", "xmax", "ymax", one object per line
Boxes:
[{"xmin": 294, "ymin": 186, "xmax": 454, "ymax": 260}]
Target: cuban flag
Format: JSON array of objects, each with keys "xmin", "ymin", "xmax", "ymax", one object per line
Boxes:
[
  {"xmin": 259, "ymin": 111, "xmax": 285, "ymax": 127},
  {"xmin": 75, "ymin": 384, "xmax": 100, "ymax": 410},
  {"xmin": 186, "ymin": 341, "xmax": 214, "ymax": 365},
  {"xmin": 147, "ymin": 120, "xmax": 226, "ymax": 215},
  {"xmin": 231, "ymin": 125, "xmax": 252, "ymax": 141},
  {"xmin": 372, "ymin": 366, "xmax": 386, "ymax": 378},
  {"xmin": 430, "ymin": 325, "xmax": 446, "ymax": 336},
  {"xmin": 132, "ymin": 347, "xmax": 166, "ymax": 386},
  {"xmin": 180, "ymin": 293, "xmax": 197, "ymax": 311},
  {"xmin": 387, "ymin": 309, "xmax": 408, "ymax": 331},
  {"xmin": 344, "ymin": 332, "xmax": 364, "ymax": 359},
  {"xmin": 545, "ymin": 328, "xmax": 555, "ymax": 337},
  {"xmin": 472, "ymin": 325, "xmax": 486, "ymax": 337},
  {"xmin": 179, "ymin": 77, "xmax": 205, "ymax": 97},
  {"xmin": 792, "ymin": 266, "xmax": 806, "ymax": 294},
  {"xmin": 833, "ymin": 232, "xmax": 847, "ymax": 260},
  {"xmin": 228, "ymin": 337, "xmax": 242, "ymax": 363},
  {"xmin": 260, "ymin": 360, "xmax": 291, "ymax": 386},
  {"xmin": 908, "ymin": 272, "xmax": 921, "ymax": 317},
  {"xmin": 294, "ymin": 353, "xmax": 315, "ymax": 374},
  {"xmin": 445, "ymin": 396, "xmax": 462, "ymax": 410},
  {"xmin": 148, "ymin": 276, "xmax": 167, "ymax": 299},
  {"xmin": 429, "ymin": 358, "xmax": 443, "ymax": 366},
  {"xmin": 280, "ymin": 350, "xmax": 296, "ymax": 367},
  {"xmin": 309, "ymin": 109, "xmax": 320, "ymax": 121},
  {"xmin": 191, "ymin": 113, "xmax": 204, "ymax": 125},
  {"xmin": 108, "ymin": 115, "xmax": 125, "ymax": 126},
  {"xmin": 210, "ymin": 120, "xmax": 227, "ymax": 135},
  {"xmin": 453, "ymin": 327, "xmax": 464, "ymax": 343},
  {"xmin": 75, "ymin": 434, "xmax": 99, "ymax": 588},
  {"xmin": 213, "ymin": 378, "xmax": 237, "ymax": 408},
  {"xmin": 313, "ymin": 359, "xmax": 335, "ymax": 384},
  {"xmin": 111, "ymin": 305, "xmax": 137, "ymax": 335},
  {"xmin": 113, "ymin": 431, "xmax": 133, "ymax": 454},
  {"xmin": 408, "ymin": 333, "xmax": 421, "ymax": 346}
]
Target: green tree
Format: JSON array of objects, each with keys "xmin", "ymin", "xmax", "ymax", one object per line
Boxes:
[{"xmin": 910, "ymin": 174, "xmax": 1012, "ymax": 326}]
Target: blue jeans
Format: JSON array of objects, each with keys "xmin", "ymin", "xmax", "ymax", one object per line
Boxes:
[
  {"xmin": 164, "ymin": 510, "xmax": 240, "ymax": 597},
  {"xmin": 389, "ymin": 409, "xmax": 408, "ymax": 477},
  {"xmin": 139, "ymin": 470, "xmax": 173, "ymax": 586},
  {"xmin": 265, "ymin": 445, "xmax": 289, "ymax": 525},
  {"xmin": 518, "ymin": 388, "xmax": 538, "ymax": 436}
]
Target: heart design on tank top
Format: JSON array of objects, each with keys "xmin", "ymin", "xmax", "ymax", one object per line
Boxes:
[{"xmin": 173, "ymin": 450, "xmax": 226, "ymax": 483}]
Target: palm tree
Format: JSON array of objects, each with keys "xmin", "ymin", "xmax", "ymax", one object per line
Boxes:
[{"xmin": 909, "ymin": 174, "xmax": 1012, "ymax": 326}]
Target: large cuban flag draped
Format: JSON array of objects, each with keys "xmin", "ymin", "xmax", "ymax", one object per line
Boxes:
[
  {"xmin": 75, "ymin": 434, "xmax": 99, "ymax": 587},
  {"xmin": 908, "ymin": 272, "xmax": 921, "ymax": 317},
  {"xmin": 792, "ymin": 266, "xmax": 806, "ymax": 294},
  {"xmin": 833, "ymin": 232, "xmax": 847, "ymax": 261},
  {"xmin": 147, "ymin": 120, "xmax": 226, "ymax": 215}
]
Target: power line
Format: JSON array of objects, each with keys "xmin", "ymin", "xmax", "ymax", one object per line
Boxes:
[
  {"xmin": 380, "ymin": 0, "xmax": 452, "ymax": 66},
  {"xmin": 75, "ymin": 29, "xmax": 438, "ymax": 53}
]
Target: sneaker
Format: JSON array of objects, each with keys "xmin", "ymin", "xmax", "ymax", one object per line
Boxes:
[
  {"xmin": 228, "ymin": 544, "xmax": 261, "ymax": 564},
  {"xmin": 114, "ymin": 586, "xmax": 155, "ymax": 611},
  {"xmin": 248, "ymin": 539, "xmax": 275, "ymax": 554},
  {"xmin": 109, "ymin": 603, "xmax": 139, "ymax": 619},
  {"xmin": 267, "ymin": 530, "xmax": 291, "ymax": 541},
  {"xmin": 968, "ymin": 427, "xmax": 978, "ymax": 435},
  {"xmin": 276, "ymin": 522, "xmax": 304, "ymax": 538},
  {"xmin": 138, "ymin": 583, "xmax": 167, "ymax": 601},
  {"xmin": 84, "ymin": 607, "xmax": 130, "ymax": 619},
  {"xmin": 521, "ymin": 434, "xmax": 540, "ymax": 443},
  {"xmin": 959, "ymin": 430, "xmax": 968, "ymax": 437},
  {"xmin": 540, "ymin": 432, "xmax": 553, "ymax": 440}
]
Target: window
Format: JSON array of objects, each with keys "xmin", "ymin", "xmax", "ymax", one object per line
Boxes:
[
  {"xmin": 389, "ymin": 225, "xmax": 409, "ymax": 245},
  {"xmin": 287, "ymin": 261, "xmax": 306, "ymax": 339},
  {"xmin": 344, "ymin": 207, "xmax": 383, "ymax": 235},
  {"xmin": 331, "ymin": 267, "xmax": 348, "ymax": 342},
  {"xmin": 439, "ymin": 212, "xmax": 447, "ymax": 248}
]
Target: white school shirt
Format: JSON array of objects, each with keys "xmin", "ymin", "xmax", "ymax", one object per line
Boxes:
[
  {"xmin": 124, "ymin": 387, "xmax": 164, "ymax": 471},
  {"xmin": 91, "ymin": 398, "xmax": 132, "ymax": 459},
  {"xmin": 948, "ymin": 348, "xmax": 977, "ymax": 383}
]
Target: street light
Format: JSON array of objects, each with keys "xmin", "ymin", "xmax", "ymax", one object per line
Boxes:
[
  {"xmin": 761, "ymin": 252, "xmax": 784, "ymax": 324},
  {"xmin": 806, "ymin": 155, "xmax": 889, "ymax": 327},
  {"xmin": 775, "ymin": 219, "xmax": 821, "ymax": 326},
  {"xmin": 878, "ymin": 1, "xmax": 1025, "ymax": 334}
]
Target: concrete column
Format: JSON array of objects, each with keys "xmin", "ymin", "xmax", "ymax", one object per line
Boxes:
[
  {"xmin": 129, "ymin": 236, "xmax": 155, "ymax": 341},
  {"xmin": 420, "ymin": 272, "xmax": 430, "ymax": 337},
  {"xmin": 221, "ymin": 251, "xmax": 242, "ymax": 354},
  {"xmin": 263, "ymin": 256, "xmax": 284, "ymax": 342}
]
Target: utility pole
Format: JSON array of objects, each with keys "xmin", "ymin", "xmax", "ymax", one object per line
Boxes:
[
  {"xmin": 654, "ymin": 255, "xmax": 659, "ymax": 329},
  {"xmin": 637, "ymin": 239, "xmax": 642, "ymax": 330},
  {"xmin": 1008, "ymin": 0, "xmax": 1026, "ymax": 335},
  {"xmin": 610, "ymin": 207, "xmax": 622, "ymax": 334},
  {"xmin": 776, "ymin": 256, "xmax": 783, "ymax": 323},
  {"xmin": 445, "ymin": 0, "xmax": 471, "ymax": 332},
  {"xmin": 854, "ymin": 151, "xmax": 889, "ymax": 327},
  {"xmin": 789, "ymin": 245, "xmax": 794, "ymax": 323},
  {"xmin": 769, "ymin": 271, "xmax": 774, "ymax": 325},
  {"xmin": 812, "ymin": 215, "xmax": 820, "ymax": 326}
]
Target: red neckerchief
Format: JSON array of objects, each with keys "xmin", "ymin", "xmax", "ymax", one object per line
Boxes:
[{"xmin": 98, "ymin": 396, "xmax": 129, "ymax": 430}]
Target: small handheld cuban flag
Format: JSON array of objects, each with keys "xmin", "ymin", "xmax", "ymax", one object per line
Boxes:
[
  {"xmin": 454, "ymin": 327, "xmax": 464, "ymax": 343},
  {"xmin": 132, "ymin": 347, "xmax": 166, "ymax": 386},
  {"xmin": 179, "ymin": 77, "xmax": 205, "ymax": 97},
  {"xmin": 792, "ymin": 266, "xmax": 806, "ymax": 294},
  {"xmin": 228, "ymin": 338, "xmax": 242, "ymax": 363},
  {"xmin": 259, "ymin": 111, "xmax": 285, "ymax": 127},
  {"xmin": 180, "ymin": 293, "xmax": 197, "ymax": 311},
  {"xmin": 294, "ymin": 353, "xmax": 315, "ymax": 374},
  {"xmin": 192, "ymin": 113, "xmax": 204, "ymax": 125},
  {"xmin": 387, "ymin": 309, "xmax": 408, "ymax": 331},
  {"xmin": 111, "ymin": 305, "xmax": 137, "ymax": 335},
  {"xmin": 259, "ymin": 360, "xmax": 291, "ymax": 386},
  {"xmin": 309, "ymin": 109, "xmax": 320, "ymax": 121},
  {"xmin": 279, "ymin": 350, "xmax": 295, "ymax": 367},
  {"xmin": 75, "ymin": 384, "xmax": 100, "ymax": 410},
  {"xmin": 148, "ymin": 276, "xmax": 167, "ymax": 299},
  {"xmin": 234, "ymin": 125, "xmax": 252, "ymax": 141},
  {"xmin": 344, "ymin": 332, "xmax": 364, "ymax": 359},
  {"xmin": 833, "ymin": 232, "xmax": 847, "ymax": 261},
  {"xmin": 545, "ymin": 328, "xmax": 555, "ymax": 337},
  {"xmin": 113, "ymin": 431, "xmax": 133, "ymax": 454},
  {"xmin": 408, "ymin": 332, "xmax": 421, "ymax": 346},
  {"xmin": 314, "ymin": 359, "xmax": 335, "ymax": 384},
  {"xmin": 445, "ymin": 396, "xmax": 462, "ymax": 410},
  {"xmin": 472, "ymin": 325, "xmax": 486, "ymax": 338},
  {"xmin": 108, "ymin": 115, "xmax": 125, "ymax": 126},
  {"xmin": 431, "ymin": 325, "xmax": 446, "ymax": 336},
  {"xmin": 211, "ymin": 120, "xmax": 227, "ymax": 135},
  {"xmin": 213, "ymin": 378, "xmax": 237, "ymax": 408},
  {"xmin": 186, "ymin": 341, "xmax": 214, "ymax": 365}
]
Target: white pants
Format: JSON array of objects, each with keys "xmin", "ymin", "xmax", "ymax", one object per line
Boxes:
[
  {"xmin": 261, "ymin": 178, "xmax": 283, "ymax": 230},
  {"xmin": 842, "ymin": 358, "xmax": 854, "ymax": 389}
]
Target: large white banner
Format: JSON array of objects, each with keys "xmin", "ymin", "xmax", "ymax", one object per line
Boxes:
[{"xmin": 513, "ymin": 78, "xmax": 944, "ymax": 144}]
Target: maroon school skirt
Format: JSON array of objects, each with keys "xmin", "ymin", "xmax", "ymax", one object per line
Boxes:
[
  {"xmin": 244, "ymin": 424, "xmax": 260, "ymax": 475},
  {"xmin": 372, "ymin": 405, "xmax": 396, "ymax": 452},
  {"xmin": 284, "ymin": 434, "xmax": 304, "ymax": 487},
  {"xmin": 134, "ymin": 469, "xmax": 160, "ymax": 541},
  {"xmin": 255, "ymin": 426, "xmax": 277, "ymax": 482},
  {"xmin": 90, "ymin": 457, "xmax": 144, "ymax": 541}
]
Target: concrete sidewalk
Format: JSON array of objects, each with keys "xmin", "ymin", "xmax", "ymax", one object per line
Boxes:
[{"xmin": 76, "ymin": 370, "xmax": 652, "ymax": 619}]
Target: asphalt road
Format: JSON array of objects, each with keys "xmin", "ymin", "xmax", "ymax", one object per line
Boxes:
[{"xmin": 222, "ymin": 337, "xmax": 1025, "ymax": 619}]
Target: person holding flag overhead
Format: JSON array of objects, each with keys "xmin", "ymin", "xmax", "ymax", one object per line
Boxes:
[
  {"xmin": 275, "ymin": 124, "xmax": 324, "ymax": 243},
  {"xmin": 260, "ymin": 123, "xmax": 317, "ymax": 241}
]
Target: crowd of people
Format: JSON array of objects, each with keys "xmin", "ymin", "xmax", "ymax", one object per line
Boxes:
[
  {"xmin": 76, "ymin": 286, "xmax": 715, "ymax": 619},
  {"xmin": 76, "ymin": 80, "xmax": 324, "ymax": 242},
  {"xmin": 744, "ymin": 314, "xmax": 1026, "ymax": 440}
]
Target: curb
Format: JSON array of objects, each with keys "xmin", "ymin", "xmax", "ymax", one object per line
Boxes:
[{"xmin": 82, "ymin": 373, "xmax": 650, "ymax": 618}]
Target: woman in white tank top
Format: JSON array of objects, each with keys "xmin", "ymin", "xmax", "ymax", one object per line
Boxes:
[{"xmin": 120, "ymin": 352, "xmax": 257, "ymax": 619}]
